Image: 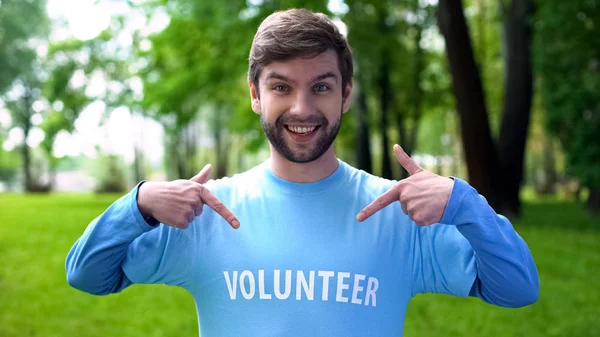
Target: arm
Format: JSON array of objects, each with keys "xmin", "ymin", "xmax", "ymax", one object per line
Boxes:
[
  {"xmin": 441, "ymin": 178, "xmax": 540, "ymax": 308},
  {"xmin": 357, "ymin": 144, "xmax": 539, "ymax": 308},
  {"xmin": 65, "ymin": 182, "xmax": 156, "ymax": 295},
  {"xmin": 66, "ymin": 165, "xmax": 239, "ymax": 296}
]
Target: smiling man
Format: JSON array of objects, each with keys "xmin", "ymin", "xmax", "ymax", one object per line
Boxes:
[{"xmin": 66, "ymin": 8, "xmax": 539, "ymax": 337}]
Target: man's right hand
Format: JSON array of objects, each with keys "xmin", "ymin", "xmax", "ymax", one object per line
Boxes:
[{"xmin": 137, "ymin": 164, "xmax": 240, "ymax": 230}]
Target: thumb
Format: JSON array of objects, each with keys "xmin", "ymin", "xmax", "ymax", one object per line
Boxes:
[
  {"xmin": 393, "ymin": 144, "xmax": 423, "ymax": 176},
  {"xmin": 190, "ymin": 164, "xmax": 212, "ymax": 184}
]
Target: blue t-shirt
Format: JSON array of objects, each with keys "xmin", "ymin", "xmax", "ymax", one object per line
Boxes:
[
  {"xmin": 66, "ymin": 159, "xmax": 538, "ymax": 337},
  {"xmin": 125, "ymin": 160, "xmax": 474, "ymax": 336}
]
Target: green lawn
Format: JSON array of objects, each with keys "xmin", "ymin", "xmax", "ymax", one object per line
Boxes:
[{"xmin": 0, "ymin": 192, "xmax": 598, "ymax": 337}]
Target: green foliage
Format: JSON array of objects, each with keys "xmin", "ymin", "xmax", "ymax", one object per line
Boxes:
[
  {"xmin": 535, "ymin": 0, "xmax": 600, "ymax": 189},
  {"xmin": 0, "ymin": 0, "xmax": 48, "ymax": 156},
  {"xmin": 0, "ymin": 147, "xmax": 20, "ymax": 182},
  {"xmin": 0, "ymin": 0, "xmax": 49, "ymax": 94},
  {"xmin": 94, "ymin": 154, "xmax": 128, "ymax": 193},
  {"xmin": 1, "ymin": 0, "xmax": 593, "ymax": 195},
  {"xmin": 39, "ymin": 28, "xmax": 137, "ymax": 175},
  {"xmin": 465, "ymin": 0, "xmax": 505, "ymax": 133},
  {"xmin": 0, "ymin": 194, "xmax": 598, "ymax": 336},
  {"xmin": 416, "ymin": 109, "xmax": 450, "ymax": 156},
  {"xmin": 415, "ymin": 49, "xmax": 456, "ymax": 156},
  {"xmin": 341, "ymin": 0, "xmax": 457, "ymax": 170}
]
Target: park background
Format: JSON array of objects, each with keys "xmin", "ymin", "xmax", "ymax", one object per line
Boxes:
[{"xmin": 0, "ymin": 0, "xmax": 599, "ymax": 336}]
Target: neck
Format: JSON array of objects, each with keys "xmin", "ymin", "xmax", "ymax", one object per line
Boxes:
[{"xmin": 268, "ymin": 145, "xmax": 339, "ymax": 183}]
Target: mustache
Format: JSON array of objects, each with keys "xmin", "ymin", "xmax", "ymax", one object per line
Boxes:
[{"xmin": 276, "ymin": 114, "xmax": 327, "ymax": 126}]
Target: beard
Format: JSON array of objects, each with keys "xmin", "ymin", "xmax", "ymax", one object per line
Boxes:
[{"xmin": 260, "ymin": 110, "xmax": 342, "ymax": 164}]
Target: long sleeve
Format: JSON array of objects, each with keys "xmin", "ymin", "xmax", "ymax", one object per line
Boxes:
[
  {"xmin": 65, "ymin": 182, "xmax": 157, "ymax": 295},
  {"xmin": 440, "ymin": 178, "xmax": 540, "ymax": 308}
]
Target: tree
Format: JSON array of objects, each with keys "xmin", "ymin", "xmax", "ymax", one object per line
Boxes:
[
  {"xmin": 137, "ymin": 0, "xmax": 332, "ymax": 178},
  {"xmin": 0, "ymin": 0, "xmax": 49, "ymax": 191},
  {"xmin": 344, "ymin": 0, "xmax": 429, "ymax": 179},
  {"xmin": 0, "ymin": 0, "xmax": 48, "ymax": 93},
  {"xmin": 438, "ymin": 0, "xmax": 535, "ymax": 216},
  {"xmin": 4, "ymin": 73, "xmax": 46, "ymax": 190},
  {"xmin": 354, "ymin": 87, "xmax": 372, "ymax": 173},
  {"xmin": 497, "ymin": 0, "xmax": 536, "ymax": 216},
  {"xmin": 41, "ymin": 55, "xmax": 88, "ymax": 187},
  {"xmin": 438, "ymin": 0, "xmax": 503, "ymax": 210},
  {"xmin": 0, "ymin": 127, "xmax": 20, "ymax": 187},
  {"xmin": 40, "ymin": 29, "xmax": 135, "ymax": 187},
  {"xmin": 535, "ymin": 0, "xmax": 600, "ymax": 212}
]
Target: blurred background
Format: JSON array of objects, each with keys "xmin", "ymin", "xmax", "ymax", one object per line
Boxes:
[{"xmin": 0, "ymin": 0, "xmax": 598, "ymax": 336}]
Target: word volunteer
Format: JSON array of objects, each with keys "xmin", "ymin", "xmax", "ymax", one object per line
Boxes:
[{"xmin": 223, "ymin": 269, "xmax": 380, "ymax": 307}]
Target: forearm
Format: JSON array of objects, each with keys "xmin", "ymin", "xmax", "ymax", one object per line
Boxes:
[
  {"xmin": 65, "ymin": 182, "xmax": 156, "ymax": 295},
  {"xmin": 441, "ymin": 178, "xmax": 540, "ymax": 308}
]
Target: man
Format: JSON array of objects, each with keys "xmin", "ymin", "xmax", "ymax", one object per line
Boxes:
[{"xmin": 66, "ymin": 8, "xmax": 539, "ymax": 337}]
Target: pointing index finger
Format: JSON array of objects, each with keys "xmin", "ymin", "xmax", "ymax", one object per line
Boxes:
[
  {"xmin": 394, "ymin": 144, "xmax": 423, "ymax": 176},
  {"xmin": 356, "ymin": 187, "xmax": 399, "ymax": 222},
  {"xmin": 199, "ymin": 187, "xmax": 240, "ymax": 229}
]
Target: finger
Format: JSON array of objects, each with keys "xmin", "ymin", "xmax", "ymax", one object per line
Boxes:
[
  {"xmin": 193, "ymin": 203, "xmax": 204, "ymax": 217},
  {"xmin": 356, "ymin": 187, "xmax": 399, "ymax": 222},
  {"xmin": 400, "ymin": 202, "xmax": 408, "ymax": 215},
  {"xmin": 393, "ymin": 144, "xmax": 423, "ymax": 176},
  {"xmin": 186, "ymin": 211, "xmax": 195, "ymax": 224},
  {"xmin": 199, "ymin": 188, "xmax": 240, "ymax": 229},
  {"xmin": 190, "ymin": 164, "xmax": 212, "ymax": 184}
]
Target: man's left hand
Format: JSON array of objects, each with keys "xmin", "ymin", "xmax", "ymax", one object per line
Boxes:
[{"xmin": 356, "ymin": 144, "xmax": 454, "ymax": 226}]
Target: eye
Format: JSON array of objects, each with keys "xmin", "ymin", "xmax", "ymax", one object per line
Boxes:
[
  {"xmin": 273, "ymin": 84, "xmax": 288, "ymax": 92},
  {"xmin": 314, "ymin": 84, "xmax": 330, "ymax": 93}
]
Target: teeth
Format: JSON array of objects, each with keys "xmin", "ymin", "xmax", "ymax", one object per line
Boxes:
[{"xmin": 288, "ymin": 126, "xmax": 316, "ymax": 134}]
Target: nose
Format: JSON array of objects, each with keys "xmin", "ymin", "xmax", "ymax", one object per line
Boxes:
[{"xmin": 289, "ymin": 90, "xmax": 315, "ymax": 117}]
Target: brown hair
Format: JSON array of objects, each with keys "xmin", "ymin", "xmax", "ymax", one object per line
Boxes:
[{"xmin": 248, "ymin": 8, "xmax": 353, "ymax": 93}]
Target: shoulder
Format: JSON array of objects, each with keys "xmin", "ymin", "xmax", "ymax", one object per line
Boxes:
[
  {"xmin": 340, "ymin": 160, "xmax": 397, "ymax": 198},
  {"xmin": 202, "ymin": 164, "xmax": 266, "ymax": 201}
]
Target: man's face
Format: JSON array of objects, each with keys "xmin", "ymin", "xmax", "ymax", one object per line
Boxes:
[{"xmin": 250, "ymin": 49, "xmax": 352, "ymax": 163}]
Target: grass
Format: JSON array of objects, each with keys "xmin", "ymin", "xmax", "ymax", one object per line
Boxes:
[{"xmin": 0, "ymin": 192, "xmax": 599, "ymax": 337}]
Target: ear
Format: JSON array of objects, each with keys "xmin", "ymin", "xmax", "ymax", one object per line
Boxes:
[
  {"xmin": 342, "ymin": 79, "xmax": 353, "ymax": 114},
  {"xmin": 249, "ymin": 81, "xmax": 261, "ymax": 115}
]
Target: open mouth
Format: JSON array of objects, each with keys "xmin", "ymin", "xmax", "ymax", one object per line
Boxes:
[{"xmin": 285, "ymin": 125, "xmax": 321, "ymax": 135}]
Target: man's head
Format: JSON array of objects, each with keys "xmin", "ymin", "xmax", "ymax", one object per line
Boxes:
[{"xmin": 248, "ymin": 9, "xmax": 354, "ymax": 164}]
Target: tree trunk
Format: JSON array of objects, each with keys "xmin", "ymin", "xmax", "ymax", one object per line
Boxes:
[
  {"xmin": 376, "ymin": 6, "xmax": 393, "ymax": 180},
  {"xmin": 476, "ymin": 0, "xmax": 487, "ymax": 71},
  {"xmin": 187, "ymin": 123, "xmax": 198, "ymax": 178},
  {"xmin": 401, "ymin": 20, "xmax": 425, "ymax": 179},
  {"xmin": 133, "ymin": 145, "xmax": 145, "ymax": 183},
  {"xmin": 537, "ymin": 135, "xmax": 557, "ymax": 194},
  {"xmin": 174, "ymin": 133, "xmax": 186, "ymax": 179},
  {"xmin": 237, "ymin": 137, "xmax": 245, "ymax": 172},
  {"xmin": 497, "ymin": 0, "xmax": 535, "ymax": 218},
  {"xmin": 397, "ymin": 109, "xmax": 408, "ymax": 179},
  {"xmin": 438, "ymin": 0, "xmax": 503, "ymax": 212},
  {"xmin": 378, "ymin": 58, "xmax": 393, "ymax": 179},
  {"xmin": 587, "ymin": 187, "xmax": 600, "ymax": 214},
  {"xmin": 21, "ymin": 95, "xmax": 33, "ymax": 191},
  {"xmin": 355, "ymin": 89, "xmax": 372, "ymax": 173},
  {"xmin": 216, "ymin": 134, "xmax": 229, "ymax": 179},
  {"xmin": 213, "ymin": 111, "xmax": 228, "ymax": 179},
  {"xmin": 49, "ymin": 159, "xmax": 57, "ymax": 190}
]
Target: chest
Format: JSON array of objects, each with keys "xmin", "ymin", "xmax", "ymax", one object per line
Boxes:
[{"xmin": 195, "ymin": 195, "xmax": 413, "ymax": 306}]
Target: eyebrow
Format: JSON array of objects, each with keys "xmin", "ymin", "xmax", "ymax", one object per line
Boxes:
[
  {"xmin": 264, "ymin": 71, "xmax": 339, "ymax": 85},
  {"xmin": 311, "ymin": 72, "xmax": 338, "ymax": 84}
]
